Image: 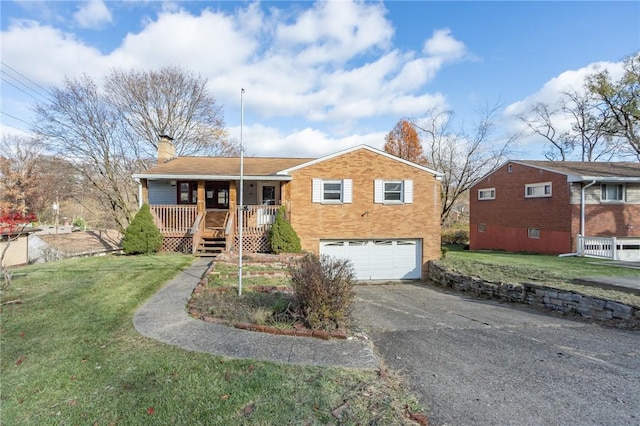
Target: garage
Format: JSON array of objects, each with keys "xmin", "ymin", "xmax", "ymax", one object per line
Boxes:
[{"xmin": 319, "ymin": 239, "xmax": 422, "ymax": 280}]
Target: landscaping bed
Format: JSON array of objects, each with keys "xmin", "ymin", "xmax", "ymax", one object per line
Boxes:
[{"xmin": 187, "ymin": 253, "xmax": 353, "ymax": 339}]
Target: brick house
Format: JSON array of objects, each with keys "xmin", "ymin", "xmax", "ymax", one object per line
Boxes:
[
  {"xmin": 133, "ymin": 138, "xmax": 442, "ymax": 279},
  {"xmin": 469, "ymin": 161, "xmax": 640, "ymax": 260}
]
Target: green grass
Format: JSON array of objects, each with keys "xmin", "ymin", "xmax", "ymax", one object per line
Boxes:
[
  {"xmin": 1, "ymin": 254, "xmax": 421, "ymax": 425},
  {"xmin": 440, "ymin": 245, "xmax": 640, "ymax": 306}
]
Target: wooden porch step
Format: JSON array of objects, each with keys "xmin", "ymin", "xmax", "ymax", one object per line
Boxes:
[{"xmin": 195, "ymin": 236, "xmax": 226, "ymax": 257}]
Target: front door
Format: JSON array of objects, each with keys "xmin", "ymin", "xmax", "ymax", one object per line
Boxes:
[{"xmin": 205, "ymin": 182, "xmax": 229, "ymax": 209}]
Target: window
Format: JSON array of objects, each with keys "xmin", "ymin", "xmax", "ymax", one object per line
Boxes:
[
  {"xmin": 177, "ymin": 181, "xmax": 198, "ymax": 204},
  {"xmin": 312, "ymin": 179, "xmax": 352, "ymax": 203},
  {"xmin": 525, "ymin": 182, "xmax": 552, "ymax": 198},
  {"xmin": 323, "ymin": 181, "xmax": 342, "ymax": 201},
  {"xmin": 528, "ymin": 228, "xmax": 540, "ymax": 239},
  {"xmin": 478, "ymin": 188, "xmax": 495, "ymax": 200},
  {"xmin": 601, "ymin": 184, "xmax": 624, "ymax": 202},
  {"xmin": 478, "ymin": 223, "xmax": 486, "ymax": 233},
  {"xmin": 508, "ymin": 164, "xmax": 513, "ymax": 174},
  {"xmin": 374, "ymin": 179, "xmax": 413, "ymax": 204},
  {"xmin": 384, "ymin": 181, "xmax": 403, "ymax": 201}
]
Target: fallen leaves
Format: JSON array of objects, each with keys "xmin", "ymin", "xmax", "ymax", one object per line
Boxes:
[
  {"xmin": 15, "ymin": 355, "xmax": 26, "ymax": 366},
  {"xmin": 242, "ymin": 403, "xmax": 255, "ymax": 417},
  {"xmin": 146, "ymin": 407, "xmax": 155, "ymax": 415}
]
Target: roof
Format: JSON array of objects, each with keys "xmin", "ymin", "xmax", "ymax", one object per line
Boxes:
[
  {"xmin": 133, "ymin": 156, "xmax": 313, "ymax": 181},
  {"xmin": 513, "ymin": 161, "xmax": 640, "ymax": 182},
  {"xmin": 133, "ymin": 144, "xmax": 443, "ymax": 180}
]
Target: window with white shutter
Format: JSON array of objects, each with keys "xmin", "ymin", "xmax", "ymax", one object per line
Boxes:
[
  {"xmin": 312, "ymin": 179, "xmax": 352, "ymax": 203},
  {"xmin": 374, "ymin": 179, "xmax": 413, "ymax": 204}
]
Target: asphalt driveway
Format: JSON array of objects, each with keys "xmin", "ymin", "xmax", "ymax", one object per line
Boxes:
[{"xmin": 353, "ymin": 284, "xmax": 640, "ymax": 426}]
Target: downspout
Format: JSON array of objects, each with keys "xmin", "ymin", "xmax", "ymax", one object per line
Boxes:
[
  {"xmin": 560, "ymin": 179, "xmax": 597, "ymax": 258},
  {"xmin": 580, "ymin": 180, "xmax": 597, "ymax": 236}
]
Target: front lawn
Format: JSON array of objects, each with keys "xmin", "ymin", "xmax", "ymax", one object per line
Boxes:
[
  {"xmin": 440, "ymin": 246, "xmax": 640, "ymax": 306},
  {"xmin": 1, "ymin": 254, "xmax": 422, "ymax": 425}
]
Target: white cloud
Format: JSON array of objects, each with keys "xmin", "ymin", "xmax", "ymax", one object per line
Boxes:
[
  {"xmin": 423, "ymin": 29, "xmax": 466, "ymax": 60},
  {"xmin": 0, "ymin": 1, "xmax": 462, "ymax": 157},
  {"xmin": 233, "ymin": 123, "xmax": 387, "ymax": 158},
  {"xmin": 74, "ymin": 0, "xmax": 113, "ymax": 29}
]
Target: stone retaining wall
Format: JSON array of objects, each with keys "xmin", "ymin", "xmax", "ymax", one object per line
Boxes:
[{"xmin": 428, "ymin": 262, "xmax": 640, "ymax": 327}]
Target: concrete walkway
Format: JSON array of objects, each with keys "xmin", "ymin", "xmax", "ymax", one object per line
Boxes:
[{"xmin": 133, "ymin": 257, "xmax": 378, "ymax": 369}]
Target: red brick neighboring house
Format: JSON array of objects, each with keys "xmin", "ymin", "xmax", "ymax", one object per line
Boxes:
[
  {"xmin": 470, "ymin": 161, "xmax": 640, "ymax": 258},
  {"xmin": 133, "ymin": 139, "xmax": 443, "ymax": 280}
]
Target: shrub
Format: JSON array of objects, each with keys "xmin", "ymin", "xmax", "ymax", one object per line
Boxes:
[
  {"xmin": 269, "ymin": 206, "xmax": 301, "ymax": 254},
  {"xmin": 440, "ymin": 246, "xmax": 449, "ymax": 259},
  {"xmin": 122, "ymin": 204, "xmax": 163, "ymax": 255},
  {"xmin": 289, "ymin": 253, "xmax": 356, "ymax": 330},
  {"xmin": 441, "ymin": 226, "xmax": 469, "ymax": 245}
]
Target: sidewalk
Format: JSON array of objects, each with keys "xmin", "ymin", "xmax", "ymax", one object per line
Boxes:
[{"xmin": 133, "ymin": 257, "xmax": 378, "ymax": 369}]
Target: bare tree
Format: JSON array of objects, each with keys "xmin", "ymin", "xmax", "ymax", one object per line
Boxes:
[
  {"xmin": 33, "ymin": 66, "xmax": 236, "ymax": 231},
  {"xmin": 518, "ymin": 89, "xmax": 622, "ymax": 162},
  {"xmin": 413, "ymin": 104, "xmax": 518, "ymax": 224},
  {"xmin": 33, "ymin": 75, "xmax": 138, "ymax": 231},
  {"xmin": 518, "ymin": 102, "xmax": 574, "ymax": 161},
  {"xmin": 586, "ymin": 51, "xmax": 640, "ymax": 160},
  {"xmin": 105, "ymin": 66, "xmax": 237, "ymax": 157}
]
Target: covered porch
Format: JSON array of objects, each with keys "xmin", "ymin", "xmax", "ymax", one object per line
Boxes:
[{"xmin": 139, "ymin": 178, "xmax": 289, "ymax": 256}]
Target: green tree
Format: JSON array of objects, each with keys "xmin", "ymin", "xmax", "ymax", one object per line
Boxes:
[
  {"xmin": 586, "ymin": 51, "xmax": 640, "ymax": 160},
  {"xmin": 268, "ymin": 206, "xmax": 301, "ymax": 254},
  {"xmin": 122, "ymin": 204, "xmax": 163, "ymax": 255}
]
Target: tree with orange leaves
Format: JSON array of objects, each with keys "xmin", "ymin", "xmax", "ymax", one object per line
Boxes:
[{"xmin": 383, "ymin": 119, "xmax": 428, "ymax": 165}]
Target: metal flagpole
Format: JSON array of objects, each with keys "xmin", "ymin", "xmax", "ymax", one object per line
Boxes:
[{"xmin": 238, "ymin": 88, "xmax": 245, "ymax": 296}]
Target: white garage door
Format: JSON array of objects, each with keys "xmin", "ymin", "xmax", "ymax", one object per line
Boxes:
[{"xmin": 319, "ymin": 239, "xmax": 421, "ymax": 280}]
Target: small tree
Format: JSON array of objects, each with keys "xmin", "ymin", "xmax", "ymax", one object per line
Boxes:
[
  {"xmin": 122, "ymin": 204, "xmax": 163, "ymax": 255},
  {"xmin": 289, "ymin": 253, "xmax": 356, "ymax": 330},
  {"xmin": 268, "ymin": 206, "xmax": 301, "ymax": 254}
]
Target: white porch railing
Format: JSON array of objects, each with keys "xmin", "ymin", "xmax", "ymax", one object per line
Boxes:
[{"xmin": 577, "ymin": 235, "xmax": 640, "ymax": 261}]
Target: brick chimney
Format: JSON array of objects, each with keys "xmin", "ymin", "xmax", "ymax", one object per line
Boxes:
[{"xmin": 157, "ymin": 135, "xmax": 176, "ymax": 163}]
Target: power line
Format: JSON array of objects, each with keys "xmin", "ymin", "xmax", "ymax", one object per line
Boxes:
[
  {"xmin": 0, "ymin": 76, "xmax": 49, "ymax": 103},
  {"xmin": 0, "ymin": 61, "xmax": 52, "ymax": 97},
  {"xmin": 1, "ymin": 111, "xmax": 33, "ymax": 126},
  {"xmin": 1, "ymin": 70, "xmax": 50, "ymax": 103}
]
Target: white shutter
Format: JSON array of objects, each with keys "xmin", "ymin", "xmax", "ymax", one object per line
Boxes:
[
  {"xmin": 312, "ymin": 179, "xmax": 322, "ymax": 203},
  {"xmin": 374, "ymin": 179, "xmax": 383, "ymax": 203},
  {"xmin": 343, "ymin": 179, "xmax": 352, "ymax": 203},
  {"xmin": 403, "ymin": 180, "xmax": 413, "ymax": 203}
]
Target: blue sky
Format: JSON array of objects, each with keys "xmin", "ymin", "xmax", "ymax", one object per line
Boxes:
[{"xmin": 1, "ymin": 1, "xmax": 639, "ymax": 159}]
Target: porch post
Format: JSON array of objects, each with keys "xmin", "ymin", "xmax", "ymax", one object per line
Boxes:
[
  {"xmin": 197, "ymin": 180, "xmax": 205, "ymax": 215},
  {"xmin": 229, "ymin": 180, "xmax": 237, "ymax": 205},
  {"xmin": 141, "ymin": 179, "xmax": 149, "ymax": 205}
]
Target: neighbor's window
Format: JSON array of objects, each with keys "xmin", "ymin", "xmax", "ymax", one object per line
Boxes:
[
  {"xmin": 384, "ymin": 181, "xmax": 403, "ymax": 201},
  {"xmin": 601, "ymin": 184, "xmax": 625, "ymax": 202},
  {"xmin": 525, "ymin": 182, "xmax": 552, "ymax": 198},
  {"xmin": 323, "ymin": 181, "xmax": 343, "ymax": 201},
  {"xmin": 478, "ymin": 223, "xmax": 486, "ymax": 232},
  {"xmin": 478, "ymin": 188, "xmax": 496, "ymax": 200},
  {"xmin": 528, "ymin": 228, "xmax": 540, "ymax": 239}
]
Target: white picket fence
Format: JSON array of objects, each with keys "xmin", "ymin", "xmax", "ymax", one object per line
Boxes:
[{"xmin": 577, "ymin": 235, "xmax": 640, "ymax": 261}]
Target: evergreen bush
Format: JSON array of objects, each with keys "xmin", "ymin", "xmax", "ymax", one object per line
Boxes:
[
  {"xmin": 122, "ymin": 203, "xmax": 163, "ymax": 255},
  {"xmin": 289, "ymin": 253, "xmax": 356, "ymax": 330},
  {"xmin": 268, "ymin": 206, "xmax": 301, "ymax": 254}
]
